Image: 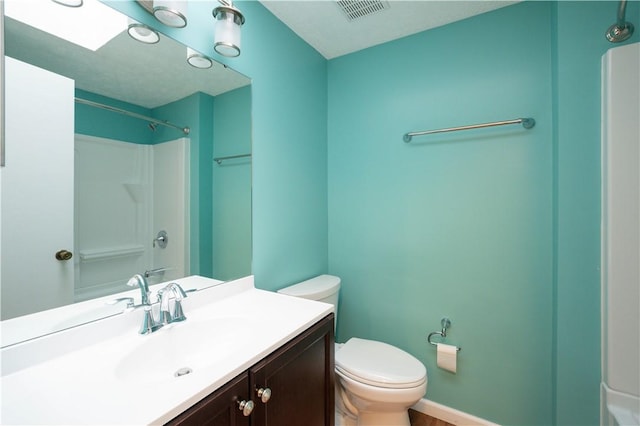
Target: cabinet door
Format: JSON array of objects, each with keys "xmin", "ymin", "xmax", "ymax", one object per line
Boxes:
[
  {"xmin": 250, "ymin": 314, "xmax": 335, "ymax": 426},
  {"xmin": 166, "ymin": 373, "xmax": 251, "ymax": 426}
]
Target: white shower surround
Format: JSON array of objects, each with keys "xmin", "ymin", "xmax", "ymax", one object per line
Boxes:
[{"xmin": 601, "ymin": 41, "xmax": 640, "ymax": 426}]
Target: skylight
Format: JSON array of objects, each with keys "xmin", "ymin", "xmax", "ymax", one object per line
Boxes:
[{"xmin": 5, "ymin": 0, "xmax": 127, "ymax": 52}]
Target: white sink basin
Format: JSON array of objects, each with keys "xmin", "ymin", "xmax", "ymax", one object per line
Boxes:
[{"xmin": 114, "ymin": 316, "xmax": 254, "ymax": 385}]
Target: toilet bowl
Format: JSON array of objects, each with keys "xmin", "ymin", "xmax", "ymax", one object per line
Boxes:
[{"xmin": 278, "ymin": 275, "xmax": 427, "ymax": 426}]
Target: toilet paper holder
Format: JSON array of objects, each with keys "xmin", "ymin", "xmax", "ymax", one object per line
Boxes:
[{"xmin": 427, "ymin": 317, "xmax": 462, "ymax": 351}]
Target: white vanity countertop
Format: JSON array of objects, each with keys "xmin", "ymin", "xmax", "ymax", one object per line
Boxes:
[{"xmin": 0, "ymin": 276, "xmax": 333, "ymax": 425}]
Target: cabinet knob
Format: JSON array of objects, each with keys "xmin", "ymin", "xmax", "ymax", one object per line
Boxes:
[
  {"xmin": 237, "ymin": 399, "xmax": 254, "ymax": 416},
  {"xmin": 256, "ymin": 387, "xmax": 272, "ymax": 403}
]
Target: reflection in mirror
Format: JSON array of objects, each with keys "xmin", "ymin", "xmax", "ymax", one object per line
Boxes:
[{"xmin": 0, "ymin": 0, "xmax": 252, "ymax": 334}]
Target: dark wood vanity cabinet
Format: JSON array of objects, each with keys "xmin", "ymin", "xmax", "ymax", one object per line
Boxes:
[
  {"xmin": 250, "ymin": 314, "xmax": 335, "ymax": 425},
  {"xmin": 167, "ymin": 373, "xmax": 251, "ymax": 426},
  {"xmin": 167, "ymin": 314, "xmax": 334, "ymax": 426}
]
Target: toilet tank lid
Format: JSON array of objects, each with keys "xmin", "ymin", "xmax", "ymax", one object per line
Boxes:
[{"xmin": 277, "ymin": 274, "xmax": 341, "ymax": 300}]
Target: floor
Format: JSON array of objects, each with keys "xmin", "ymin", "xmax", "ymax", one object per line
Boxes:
[
  {"xmin": 409, "ymin": 409, "xmax": 455, "ymax": 426},
  {"xmin": 336, "ymin": 407, "xmax": 454, "ymax": 426}
]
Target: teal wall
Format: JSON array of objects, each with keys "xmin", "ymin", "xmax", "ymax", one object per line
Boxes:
[
  {"xmin": 212, "ymin": 86, "xmax": 252, "ymax": 280},
  {"xmin": 328, "ymin": 3, "xmax": 554, "ymax": 424},
  {"xmin": 106, "ymin": 1, "xmax": 640, "ymax": 424},
  {"xmin": 232, "ymin": 2, "xmax": 329, "ymax": 286}
]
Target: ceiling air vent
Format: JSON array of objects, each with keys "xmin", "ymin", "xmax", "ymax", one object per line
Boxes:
[{"xmin": 336, "ymin": 0, "xmax": 390, "ymax": 21}]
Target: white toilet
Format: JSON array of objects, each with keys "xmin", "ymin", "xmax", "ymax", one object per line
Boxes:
[{"xmin": 278, "ymin": 275, "xmax": 427, "ymax": 426}]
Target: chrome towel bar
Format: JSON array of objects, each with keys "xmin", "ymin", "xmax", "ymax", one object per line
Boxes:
[
  {"xmin": 404, "ymin": 117, "xmax": 535, "ymax": 143},
  {"xmin": 214, "ymin": 153, "xmax": 252, "ymax": 165}
]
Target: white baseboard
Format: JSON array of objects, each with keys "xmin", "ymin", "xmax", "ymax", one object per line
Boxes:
[{"xmin": 411, "ymin": 398, "xmax": 500, "ymax": 426}]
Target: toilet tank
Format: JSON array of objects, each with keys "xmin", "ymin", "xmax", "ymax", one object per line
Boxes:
[{"xmin": 277, "ymin": 275, "xmax": 341, "ymax": 322}]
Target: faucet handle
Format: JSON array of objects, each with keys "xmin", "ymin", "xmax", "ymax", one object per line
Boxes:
[
  {"xmin": 157, "ymin": 288, "xmax": 172, "ymax": 325},
  {"xmin": 159, "ymin": 283, "xmax": 188, "ymax": 324},
  {"xmin": 170, "ymin": 283, "xmax": 187, "ymax": 322},
  {"xmin": 171, "ymin": 283, "xmax": 188, "ymax": 299}
]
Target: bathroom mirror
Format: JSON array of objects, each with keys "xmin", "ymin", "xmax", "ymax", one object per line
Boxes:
[{"xmin": 0, "ymin": 0, "xmax": 252, "ymax": 332}]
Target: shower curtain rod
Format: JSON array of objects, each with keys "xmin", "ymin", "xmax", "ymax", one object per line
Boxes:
[
  {"xmin": 74, "ymin": 97, "xmax": 190, "ymax": 135},
  {"xmin": 403, "ymin": 117, "xmax": 535, "ymax": 143}
]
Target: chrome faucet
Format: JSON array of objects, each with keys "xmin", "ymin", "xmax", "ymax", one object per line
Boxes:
[
  {"xmin": 125, "ymin": 275, "xmax": 189, "ymax": 334},
  {"xmin": 158, "ymin": 282, "xmax": 188, "ymax": 325},
  {"xmin": 126, "ymin": 274, "xmax": 161, "ymax": 334}
]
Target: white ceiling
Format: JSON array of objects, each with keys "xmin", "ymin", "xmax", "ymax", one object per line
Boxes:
[{"xmin": 260, "ymin": 0, "xmax": 517, "ymax": 59}]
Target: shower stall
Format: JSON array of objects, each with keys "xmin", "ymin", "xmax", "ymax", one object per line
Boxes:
[{"xmin": 600, "ymin": 41, "xmax": 640, "ymax": 426}]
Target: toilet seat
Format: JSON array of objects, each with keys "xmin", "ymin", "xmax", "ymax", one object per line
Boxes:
[{"xmin": 335, "ymin": 338, "xmax": 426, "ymax": 389}]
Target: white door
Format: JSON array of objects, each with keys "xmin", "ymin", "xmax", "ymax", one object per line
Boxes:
[{"xmin": 0, "ymin": 57, "xmax": 75, "ymax": 319}]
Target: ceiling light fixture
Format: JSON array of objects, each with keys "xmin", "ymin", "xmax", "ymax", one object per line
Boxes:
[
  {"xmin": 153, "ymin": 0, "xmax": 187, "ymax": 28},
  {"xmin": 186, "ymin": 47, "xmax": 213, "ymax": 69},
  {"xmin": 127, "ymin": 19, "xmax": 160, "ymax": 44},
  {"xmin": 212, "ymin": 0, "xmax": 245, "ymax": 57}
]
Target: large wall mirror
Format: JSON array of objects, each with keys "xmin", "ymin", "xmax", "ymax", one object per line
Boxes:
[{"xmin": 0, "ymin": 0, "xmax": 252, "ymax": 336}]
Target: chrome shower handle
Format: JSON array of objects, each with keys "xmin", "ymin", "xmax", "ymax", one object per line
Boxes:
[{"xmin": 153, "ymin": 230, "xmax": 168, "ymax": 248}]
